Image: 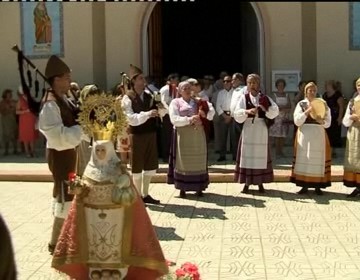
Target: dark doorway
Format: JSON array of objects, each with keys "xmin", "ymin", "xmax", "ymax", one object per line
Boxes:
[{"xmin": 147, "ymin": 1, "xmax": 260, "ymax": 84}]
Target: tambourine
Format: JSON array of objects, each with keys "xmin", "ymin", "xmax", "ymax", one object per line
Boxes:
[{"xmin": 310, "ymin": 98, "xmax": 326, "ymax": 119}]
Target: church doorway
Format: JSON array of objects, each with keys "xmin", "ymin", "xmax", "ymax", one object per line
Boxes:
[{"xmin": 145, "ymin": 1, "xmax": 262, "ymax": 86}]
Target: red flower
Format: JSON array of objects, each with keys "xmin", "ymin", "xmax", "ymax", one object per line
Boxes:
[
  {"xmin": 181, "ymin": 262, "xmax": 199, "ymax": 274},
  {"xmin": 175, "ymin": 268, "xmax": 186, "ymax": 278},
  {"xmin": 68, "ymin": 172, "xmax": 77, "ymax": 182}
]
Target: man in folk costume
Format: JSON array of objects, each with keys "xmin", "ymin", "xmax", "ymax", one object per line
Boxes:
[
  {"xmin": 233, "ymin": 74, "xmax": 279, "ymax": 193},
  {"xmin": 51, "ymin": 93, "xmax": 168, "ymax": 280},
  {"xmin": 121, "ymin": 64, "xmax": 160, "ymax": 204},
  {"xmin": 291, "ymin": 82, "xmax": 332, "ymax": 195},
  {"xmin": 39, "ymin": 55, "xmax": 87, "ymax": 255}
]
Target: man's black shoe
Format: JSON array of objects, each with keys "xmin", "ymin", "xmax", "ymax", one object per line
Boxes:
[
  {"xmin": 143, "ymin": 195, "xmax": 160, "ymax": 204},
  {"xmin": 347, "ymin": 188, "xmax": 360, "ymax": 198},
  {"xmin": 48, "ymin": 243, "xmax": 55, "ymax": 255}
]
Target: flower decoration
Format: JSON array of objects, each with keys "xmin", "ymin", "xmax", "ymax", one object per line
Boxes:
[
  {"xmin": 67, "ymin": 172, "xmax": 84, "ymax": 195},
  {"xmin": 161, "ymin": 261, "xmax": 201, "ymax": 280}
]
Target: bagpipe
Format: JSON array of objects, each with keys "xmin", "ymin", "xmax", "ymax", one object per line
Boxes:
[
  {"xmin": 119, "ymin": 72, "xmax": 166, "ymax": 121},
  {"xmin": 12, "ymin": 44, "xmax": 46, "ymax": 116},
  {"xmin": 12, "ymin": 45, "xmax": 81, "ymax": 119}
]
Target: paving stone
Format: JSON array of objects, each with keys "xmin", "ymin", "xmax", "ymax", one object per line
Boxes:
[{"xmin": 1, "ymin": 181, "xmax": 360, "ymax": 279}]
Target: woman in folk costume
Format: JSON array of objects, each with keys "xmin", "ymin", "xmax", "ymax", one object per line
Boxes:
[
  {"xmin": 51, "ymin": 94, "xmax": 168, "ymax": 280},
  {"xmin": 167, "ymin": 81, "xmax": 215, "ymax": 198},
  {"xmin": 291, "ymin": 82, "xmax": 332, "ymax": 195},
  {"xmin": 233, "ymin": 74, "xmax": 279, "ymax": 194},
  {"xmin": 342, "ymin": 77, "xmax": 360, "ymax": 198}
]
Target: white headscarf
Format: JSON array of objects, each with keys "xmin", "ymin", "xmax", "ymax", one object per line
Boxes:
[{"xmin": 83, "ymin": 140, "xmax": 120, "ymax": 182}]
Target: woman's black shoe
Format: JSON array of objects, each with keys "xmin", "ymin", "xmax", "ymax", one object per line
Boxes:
[
  {"xmin": 297, "ymin": 187, "xmax": 308, "ymax": 194},
  {"xmin": 196, "ymin": 190, "xmax": 203, "ymax": 197},
  {"xmin": 315, "ymin": 188, "xmax": 324, "ymax": 195},
  {"xmin": 258, "ymin": 184, "xmax": 265, "ymax": 193},
  {"xmin": 179, "ymin": 190, "xmax": 186, "ymax": 198},
  {"xmin": 241, "ymin": 185, "xmax": 250, "ymax": 194}
]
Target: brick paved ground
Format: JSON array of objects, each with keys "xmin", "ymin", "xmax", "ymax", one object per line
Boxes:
[{"xmin": 1, "ymin": 181, "xmax": 360, "ymax": 280}]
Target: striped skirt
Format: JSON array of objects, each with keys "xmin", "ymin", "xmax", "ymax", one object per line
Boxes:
[
  {"xmin": 290, "ymin": 124, "xmax": 331, "ymax": 188},
  {"xmin": 167, "ymin": 125, "xmax": 209, "ymax": 192}
]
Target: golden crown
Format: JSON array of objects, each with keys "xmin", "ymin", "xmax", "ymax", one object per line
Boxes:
[{"xmin": 77, "ymin": 92, "xmax": 128, "ymax": 141}]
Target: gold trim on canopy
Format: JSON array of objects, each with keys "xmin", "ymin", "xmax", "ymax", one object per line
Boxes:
[{"xmin": 77, "ymin": 93, "xmax": 128, "ymax": 141}]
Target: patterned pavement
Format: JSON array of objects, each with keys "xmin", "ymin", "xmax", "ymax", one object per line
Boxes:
[{"xmin": 1, "ymin": 181, "xmax": 360, "ymax": 280}]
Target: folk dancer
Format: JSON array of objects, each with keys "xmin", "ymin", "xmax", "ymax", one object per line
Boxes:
[
  {"xmin": 233, "ymin": 74, "xmax": 279, "ymax": 193},
  {"xmin": 167, "ymin": 81, "xmax": 215, "ymax": 198},
  {"xmin": 39, "ymin": 55, "xmax": 87, "ymax": 254},
  {"xmin": 290, "ymin": 82, "xmax": 332, "ymax": 195},
  {"xmin": 121, "ymin": 65, "xmax": 160, "ymax": 204}
]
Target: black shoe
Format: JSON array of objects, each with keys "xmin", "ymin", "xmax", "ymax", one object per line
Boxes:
[
  {"xmin": 217, "ymin": 156, "xmax": 226, "ymax": 162},
  {"xmin": 297, "ymin": 187, "xmax": 308, "ymax": 194},
  {"xmin": 347, "ymin": 188, "xmax": 360, "ymax": 198},
  {"xmin": 241, "ymin": 185, "xmax": 250, "ymax": 194},
  {"xmin": 48, "ymin": 243, "xmax": 55, "ymax": 255},
  {"xmin": 196, "ymin": 190, "xmax": 204, "ymax": 197},
  {"xmin": 258, "ymin": 184, "xmax": 265, "ymax": 193},
  {"xmin": 315, "ymin": 188, "xmax": 324, "ymax": 195},
  {"xmin": 180, "ymin": 190, "xmax": 186, "ymax": 198},
  {"xmin": 142, "ymin": 195, "xmax": 160, "ymax": 204}
]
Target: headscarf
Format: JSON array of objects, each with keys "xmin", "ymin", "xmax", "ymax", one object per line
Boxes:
[
  {"xmin": 177, "ymin": 81, "xmax": 190, "ymax": 97},
  {"xmin": 246, "ymin": 73, "xmax": 261, "ymax": 85},
  {"xmin": 304, "ymin": 82, "xmax": 317, "ymax": 98},
  {"xmin": 83, "ymin": 140, "xmax": 120, "ymax": 182}
]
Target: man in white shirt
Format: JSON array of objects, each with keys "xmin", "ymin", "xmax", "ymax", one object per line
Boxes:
[
  {"xmin": 229, "ymin": 73, "xmax": 246, "ymax": 160},
  {"xmin": 216, "ymin": 75, "xmax": 234, "ymax": 161},
  {"xmin": 160, "ymin": 73, "xmax": 179, "ymax": 162},
  {"xmin": 121, "ymin": 65, "xmax": 160, "ymax": 205},
  {"xmin": 39, "ymin": 55, "xmax": 85, "ymax": 255}
]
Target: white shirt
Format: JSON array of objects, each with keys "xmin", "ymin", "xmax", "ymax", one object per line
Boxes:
[
  {"xmin": 230, "ymin": 86, "xmax": 246, "ymax": 117},
  {"xmin": 169, "ymin": 97, "xmax": 215, "ymax": 127},
  {"xmin": 233, "ymin": 93, "xmax": 279, "ymax": 124},
  {"xmin": 343, "ymin": 94, "xmax": 360, "ymax": 127},
  {"xmin": 39, "ymin": 100, "xmax": 84, "ymax": 151},
  {"xmin": 216, "ymin": 88, "xmax": 233, "ymax": 116},
  {"xmin": 160, "ymin": 84, "xmax": 177, "ymax": 114},
  {"xmin": 121, "ymin": 94, "xmax": 153, "ymax": 126}
]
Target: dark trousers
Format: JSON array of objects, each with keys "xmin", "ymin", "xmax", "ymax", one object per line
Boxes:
[
  {"xmin": 219, "ymin": 116, "xmax": 234, "ymax": 158},
  {"xmin": 161, "ymin": 114, "xmax": 173, "ymax": 162},
  {"xmin": 232, "ymin": 121, "xmax": 243, "ymax": 160}
]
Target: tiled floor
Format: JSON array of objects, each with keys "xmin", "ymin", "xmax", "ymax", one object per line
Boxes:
[{"xmin": 1, "ymin": 181, "xmax": 359, "ymax": 280}]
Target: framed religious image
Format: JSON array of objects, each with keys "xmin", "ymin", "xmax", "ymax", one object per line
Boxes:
[
  {"xmin": 20, "ymin": 2, "xmax": 64, "ymax": 59},
  {"xmin": 349, "ymin": 2, "xmax": 360, "ymax": 50},
  {"xmin": 271, "ymin": 70, "xmax": 301, "ymax": 92}
]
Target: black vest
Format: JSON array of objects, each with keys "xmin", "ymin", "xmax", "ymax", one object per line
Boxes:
[{"xmin": 129, "ymin": 92, "xmax": 157, "ymax": 134}]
